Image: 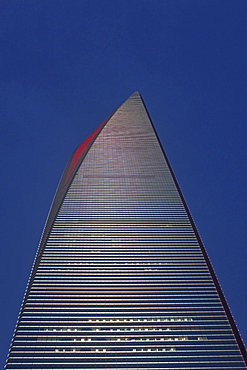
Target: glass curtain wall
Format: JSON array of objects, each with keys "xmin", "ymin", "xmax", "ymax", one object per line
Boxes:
[{"xmin": 5, "ymin": 92, "xmax": 247, "ymax": 369}]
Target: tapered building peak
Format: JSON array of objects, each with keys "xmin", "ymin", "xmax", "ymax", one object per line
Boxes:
[{"xmin": 129, "ymin": 90, "xmax": 141, "ymax": 97}]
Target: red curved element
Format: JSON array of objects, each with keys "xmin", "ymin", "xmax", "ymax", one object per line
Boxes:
[{"xmin": 64, "ymin": 121, "xmax": 105, "ymax": 185}]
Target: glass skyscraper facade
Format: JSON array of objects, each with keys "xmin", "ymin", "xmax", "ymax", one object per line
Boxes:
[{"xmin": 5, "ymin": 92, "xmax": 247, "ymax": 369}]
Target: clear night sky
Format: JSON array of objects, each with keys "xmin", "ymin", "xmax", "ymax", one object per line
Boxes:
[{"xmin": 1, "ymin": 1, "xmax": 247, "ymax": 367}]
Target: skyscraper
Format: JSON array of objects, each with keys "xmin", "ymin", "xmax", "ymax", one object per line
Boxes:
[{"xmin": 5, "ymin": 92, "xmax": 247, "ymax": 369}]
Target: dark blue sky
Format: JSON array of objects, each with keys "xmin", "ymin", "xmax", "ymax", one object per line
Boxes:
[{"xmin": 1, "ymin": 1, "xmax": 247, "ymax": 366}]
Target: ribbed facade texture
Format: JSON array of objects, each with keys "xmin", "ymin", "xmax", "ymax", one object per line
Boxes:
[{"xmin": 5, "ymin": 92, "xmax": 247, "ymax": 369}]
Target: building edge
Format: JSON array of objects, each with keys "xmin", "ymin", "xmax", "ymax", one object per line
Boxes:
[
  {"xmin": 4, "ymin": 93, "xmax": 138, "ymax": 368},
  {"xmin": 139, "ymin": 93, "xmax": 247, "ymax": 365}
]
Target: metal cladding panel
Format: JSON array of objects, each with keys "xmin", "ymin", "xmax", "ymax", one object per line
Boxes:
[{"xmin": 5, "ymin": 92, "xmax": 247, "ymax": 369}]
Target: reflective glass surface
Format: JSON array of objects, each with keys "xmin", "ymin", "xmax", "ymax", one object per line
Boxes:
[{"xmin": 5, "ymin": 93, "xmax": 246, "ymax": 369}]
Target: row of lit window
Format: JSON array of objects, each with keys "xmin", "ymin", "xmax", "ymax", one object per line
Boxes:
[
  {"xmin": 52, "ymin": 212, "xmax": 187, "ymax": 221},
  {"xmin": 35, "ymin": 266, "xmax": 207, "ymax": 271},
  {"xmin": 88, "ymin": 318, "xmax": 193, "ymax": 323},
  {"xmin": 37, "ymin": 268, "xmax": 164, "ymax": 272},
  {"xmin": 37, "ymin": 261, "xmax": 208, "ymax": 268},
  {"xmin": 47, "ymin": 235, "xmax": 195, "ymax": 240},
  {"xmin": 44, "ymin": 251, "xmax": 202, "ymax": 256},
  {"xmin": 40, "ymin": 253, "xmax": 203, "ymax": 256},
  {"xmin": 56, "ymin": 213, "xmax": 187, "ymax": 218},
  {"xmin": 46, "ymin": 231, "xmax": 199, "ymax": 236},
  {"xmin": 33, "ymin": 278, "xmax": 212, "ymax": 282},
  {"xmin": 45, "ymin": 245, "xmax": 201, "ymax": 249},
  {"xmin": 42, "ymin": 327, "xmax": 163, "ymax": 332},
  {"xmin": 35, "ymin": 326, "xmax": 228, "ymax": 333},
  {"xmin": 23, "ymin": 313, "xmax": 223, "ymax": 321},
  {"xmin": 96, "ymin": 327, "xmax": 169, "ymax": 332},
  {"xmin": 33, "ymin": 276, "xmax": 212, "ymax": 280},
  {"xmin": 46, "ymin": 237, "xmax": 198, "ymax": 242},
  {"xmin": 34, "ymin": 268, "xmax": 209, "ymax": 274},
  {"xmin": 25, "ymin": 303, "xmax": 220, "ymax": 310},
  {"xmin": 38, "ymin": 261, "xmax": 205, "ymax": 266},
  {"xmin": 29, "ymin": 284, "xmax": 215, "ymax": 290},
  {"xmin": 41, "ymin": 254, "xmax": 203, "ymax": 258},
  {"xmin": 58, "ymin": 201, "xmax": 187, "ymax": 206},
  {"xmin": 54, "ymin": 347, "xmax": 177, "ymax": 353},
  {"xmin": 41, "ymin": 252, "xmax": 202, "ymax": 257},
  {"xmin": 42, "ymin": 252, "xmax": 202, "ymax": 256},
  {"xmin": 35, "ymin": 336, "xmax": 207, "ymax": 343},
  {"xmin": 36, "ymin": 264, "xmax": 206, "ymax": 269},
  {"xmin": 27, "ymin": 300, "xmax": 218, "ymax": 306},
  {"xmin": 31, "ymin": 284, "xmax": 214, "ymax": 288},
  {"xmin": 21, "ymin": 312, "xmax": 226, "ymax": 319},
  {"xmin": 37, "ymin": 336, "xmax": 189, "ymax": 342},
  {"xmin": 30, "ymin": 322, "xmax": 229, "ymax": 330},
  {"xmin": 39, "ymin": 256, "xmax": 204, "ymax": 260},
  {"xmin": 47, "ymin": 236, "xmax": 196, "ymax": 240},
  {"xmin": 27, "ymin": 293, "xmax": 218, "ymax": 299},
  {"xmin": 106, "ymin": 336, "xmax": 189, "ymax": 342},
  {"xmin": 49, "ymin": 231, "xmax": 197, "ymax": 236},
  {"xmin": 49, "ymin": 232, "xmax": 197, "ymax": 237},
  {"xmin": 42, "ymin": 253, "xmax": 201, "ymax": 258},
  {"xmin": 37, "ymin": 269, "xmax": 207, "ymax": 274},
  {"xmin": 30, "ymin": 285, "xmax": 214, "ymax": 290},
  {"xmin": 55, "ymin": 211, "xmax": 189, "ymax": 216},
  {"xmin": 39, "ymin": 256, "xmax": 204, "ymax": 261},
  {"xmin": 33, "ymin": 274, "xmax": 211, "ymax": 280},
  {"xmin": 28, "ymin": 290, "xmax": 217, "ymax": 296},
  {"xmin": 44, "ymin": 327, "xmax": 172, "ymax": 333},
  {"xmin": 27, "ymin": 300, "xmax": 219, "ymax": 305},
  {"xmin": 48, "ymin": 230, "xmax": 196, "ymax": 235},
  {"xmin": 60, "ymin": 200, "xmax": 177, "ymax": 206},
  {"xmin": 50, "ymin": 221, "xmax": 191, "ymax": 227}
]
